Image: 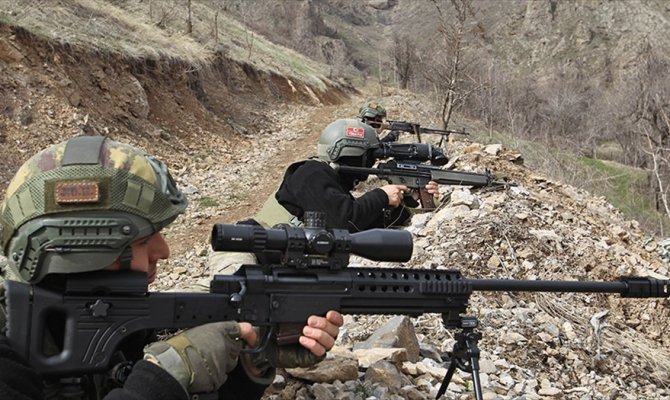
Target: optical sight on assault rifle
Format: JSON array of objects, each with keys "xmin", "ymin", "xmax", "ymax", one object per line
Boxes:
[
  {"xmin": 6, "ymin": 212, "xmax": 669, "ymax": 400},
  {"xmin": 371, "ymin": 142, "xmax": 449, "ymax": 166}
]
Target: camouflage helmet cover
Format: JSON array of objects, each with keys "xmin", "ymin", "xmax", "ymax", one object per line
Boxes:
[
  {"xmin": 317, "ymin": 119, "xmax": 380, "ymax": 162},
  {"xmin": 0, "ymin": 136, "xmax": 188, "ymax": 282},
  {"xmin": 358, "ymin": 100, "xmax": 387, "ymax": 121}
]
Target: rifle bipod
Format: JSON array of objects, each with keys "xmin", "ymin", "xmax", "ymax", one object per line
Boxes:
[{"xmin": 436, "ymin": 316, "xmax": 484, "ymax": 400}]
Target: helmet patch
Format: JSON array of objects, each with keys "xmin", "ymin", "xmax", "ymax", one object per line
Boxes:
[
  {"xmin": 346, "ymin": 127, "xmax": 365, "ymax": 138},
  {"xmin": 55, "ymin": 181, "xmax": 100, "ymax": 204}
]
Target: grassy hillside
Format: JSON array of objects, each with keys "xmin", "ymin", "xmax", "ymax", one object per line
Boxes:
[
  {"xmin": 0, "ymin": 0, "xmax": 331, "ymax": 90},
  {"xmin": 465, "ymin": 118, "xmax": 669, "ymax": 235}
]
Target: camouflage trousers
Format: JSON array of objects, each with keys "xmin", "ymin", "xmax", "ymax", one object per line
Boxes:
[{"xmin": 186, "ymin": 251, "xmax": 258, "ymax": 292}]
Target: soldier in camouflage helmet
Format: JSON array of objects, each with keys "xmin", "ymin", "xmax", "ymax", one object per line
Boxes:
[
  {"xmin": 358, "ymin": 100, "xmax": 401, "ymax": 143},
  {"xmin": 207, "ymin": 118, "xmax": 438, "ymax": 281},
  {"xmin": 252, "ymin": 118, "xmax": 438, "ymax": 231},
  {"xmin": 0, "ymin": 136, "xmax": 342, "ymax": 400},
  {"xmin": 0, "ymin": 135, "xmax": 187, "ymax": 283},
  {"xmin": 358, "ymin": 100, "xmax": 387, "ymax": 129}
]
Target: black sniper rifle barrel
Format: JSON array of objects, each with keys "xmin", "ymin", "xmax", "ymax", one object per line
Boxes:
[
  {"xmin": 210, "ymin": 224, "xmax": 667, "ymax": 298},
  {"xmin": 468, "ymin": 277, "xmax": 667, "ymax": 297}
]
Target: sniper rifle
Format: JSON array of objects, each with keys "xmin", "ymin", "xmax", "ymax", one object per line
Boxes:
[{"xmin": 6, "ymin": 214, "xmax": 668, "ymax": 400}]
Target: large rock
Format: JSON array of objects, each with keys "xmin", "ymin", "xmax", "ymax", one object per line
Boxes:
[
  {"xmin": 353, "ymin": 315, "xmax": 421, "ymax": 362},
  {"xmin": 364, "ymin": 360, "xmax": 413, "ymax": 388},
  {"xmin": 285, "ymin": 352, "xmax": 359, "ymax": 383}
]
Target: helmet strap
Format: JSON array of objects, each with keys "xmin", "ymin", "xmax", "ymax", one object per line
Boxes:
[{"xmin": 118, "ymin": 247, "xmax": 133, "ymax": 270}]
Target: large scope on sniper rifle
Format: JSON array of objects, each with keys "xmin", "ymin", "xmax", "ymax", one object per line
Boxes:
[
  {"xmin": 371, "ymin": 142, "xmax": 448, "ymax": 166},
  {"xmin": 211, "ymin": 212, "xmax": 413, "ymax": 268}
]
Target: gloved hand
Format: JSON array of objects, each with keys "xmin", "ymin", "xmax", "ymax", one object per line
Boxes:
[
  {"xmin": 240, "ymin": 334, "xmax": 325, "ymax": 386},
  {"xmin": 143, "ymin": 321, "xmax": 242, "ymax": 394},
  {"xmin": 240, "ymin": 311, "xmax": 343, "ymax": 384}
]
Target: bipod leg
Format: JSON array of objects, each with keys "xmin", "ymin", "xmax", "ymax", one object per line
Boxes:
[
  {"xmin": 436, "ymin": 358, "xmax": 458, "ymax": 399},
  {"xmin": 435, "ymin": 316, "xmax": 484, "ymax": 400}
]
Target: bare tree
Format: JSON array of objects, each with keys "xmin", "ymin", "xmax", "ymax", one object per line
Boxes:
[
  {"xmin": 213, "ymin": 10, "xmax": 219, "ymax": 43},
  {"xmin": 427, "ymin": 0, "xmax": 477, "ymax": 130},
  {"xmin": 150, "ymin": 0, "xmax": 180, "ymax": 30},
  {"xmin": 240, "ymin": 7, "xmax": 255, "ymax": 60},
  {"xmin": 644, "ymin": 127, "xmax": 670, "ymax": 219},
  {"xmin": 634, "ymin": 55, "xmax": 670, "ymax": 214},
  {"xmin": 186, "ymin": 0, "xmax": 193, "ymax": 34},
  {"xmin": 391, "ymin": 33, "xmax": 415, "ymax": 89}
]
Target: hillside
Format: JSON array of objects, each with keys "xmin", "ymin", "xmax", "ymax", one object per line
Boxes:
[
  {"xmin": 224, "ymin": 0, "xmax": 670, "ymax": 235},
  {"xmin": 153, "ymin": 90, "xmax": 670, "ymax": 400},
  {"xmin": 224, "ymin": 0, "xmax": 670, "ymax": 82},
  {"xmin": 0, "ymin": 3, "xmax": 669, "ymax": 400}
]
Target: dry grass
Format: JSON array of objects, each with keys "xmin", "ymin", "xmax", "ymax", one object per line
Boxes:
[
  {"xmin": 0, "ymin": 0, "xmax": 211, "ymax": 65},
  {"xmin": 0, "ymin": 0, "xmax": 330, "ymax": 89},
  {"xmin": 535, "ymin": 293, "xmax": 670, "ymax": 386}
]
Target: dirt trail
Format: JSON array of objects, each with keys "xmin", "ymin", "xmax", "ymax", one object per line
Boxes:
[
  {"xmin": 158, "ymin": 97, "xmax": 365, "ymax": 285},
  {"xmin": 203, "ymin": 102, "xmax": 344, "ymax": 226}
]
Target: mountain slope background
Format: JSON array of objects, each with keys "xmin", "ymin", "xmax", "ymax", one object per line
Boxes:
[
  {"xmin": 225, "ymin": 0, "xmax": 670, "ymax": 235},
  {"xmin": 0, "ymin": 1, "xmax": 669, "ymax": 399}
]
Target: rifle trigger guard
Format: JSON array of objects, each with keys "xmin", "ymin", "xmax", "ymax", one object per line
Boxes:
[{"xmin": 241, "ymin": 325, "xmax": 274, "ymax": 355}]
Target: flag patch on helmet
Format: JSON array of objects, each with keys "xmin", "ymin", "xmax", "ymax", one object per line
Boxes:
[
  {"xmin": 55, "ymin": 181, "xmax": 100, "ymax": 204},
  {"xmin": 346, "ymin": 127, "xmax": 365, "ymax": 138}
]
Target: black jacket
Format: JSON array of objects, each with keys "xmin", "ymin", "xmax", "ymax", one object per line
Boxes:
[{"xmin": 274, "ymin": 160, "xmax": 410, "ymax": 231}]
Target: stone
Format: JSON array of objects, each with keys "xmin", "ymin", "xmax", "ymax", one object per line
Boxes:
[
  {"xmin": 364, "ymin": 360, "xmax": 413, "ymax": 388},
  {"xmin": 353, "ymin": 347, "xmax": 409, "ymax": 368},
  {"xmin": 286, "ymin": 354, "xmax": 359, "ymax": 383},
  {"xmin": 353, "ymin": 316, "xmax": 421, "ymax": 362},
  {"xmin": 484, "ymin": 144, "xmax": 503, "ymax": 155}
]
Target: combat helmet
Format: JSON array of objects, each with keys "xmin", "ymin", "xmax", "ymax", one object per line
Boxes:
[
  {"xmin": 358, "ymin": 100, "xmax": 387, "ymax": 120},
  {"xmin": 316, "ymin": 119, "xmax": 380, "ymax": 163},
  {"xmin": 358, "ymin": 100, "xmax": 387, "ymax": 128},
  {"xmin": 0, "ymin": 136, "xmax": 188, "ymax": 283}
]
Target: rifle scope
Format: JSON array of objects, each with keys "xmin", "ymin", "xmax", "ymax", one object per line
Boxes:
[
  {"xmin": 211, "ymin": 220, "xmax": 413, "ymax": 263},
  {"xmin": 371, "ymin": 143, "xmax": 448, "ymax": 166}
]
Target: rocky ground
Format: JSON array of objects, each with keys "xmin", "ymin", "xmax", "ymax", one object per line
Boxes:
[{"xmin": 152, "ymin": 91, "xmax": 670, "ymax": 400}]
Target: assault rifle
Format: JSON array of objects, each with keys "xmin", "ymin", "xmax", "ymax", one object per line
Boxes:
[
  {"xmin": 6, "ymin": 216, "xmax": 668, "ymax": 400},
  {"xmin": 335, "ymin": 160, "xmax": 513, "ymax": 208},
  {"xmin": 384, "ymin": 120, "xmax": 469, "ymax": 147},
  {"xmin": 371, "ymin": 142, "xmax": 449, "ymax": 166}
]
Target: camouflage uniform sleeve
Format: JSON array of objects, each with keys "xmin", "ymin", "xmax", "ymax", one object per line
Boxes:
[
  {"xmin": 0, "ymin": 258, "xmax": 9, "ymax": 334},
  {"xmin": 208, "ymin": 251, "xmax": 258, "ymax": 277},
  {"xmin": 178, "ymin": 251, "xmax": 259, "ymax": 293}
]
